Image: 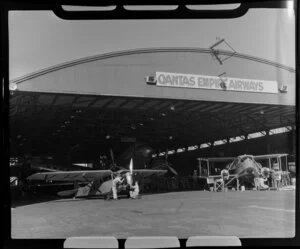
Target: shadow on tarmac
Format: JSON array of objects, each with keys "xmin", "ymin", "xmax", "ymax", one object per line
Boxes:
[{"xmin": 11, "ymin": 195, "xmax": 60, "ymax": 208}]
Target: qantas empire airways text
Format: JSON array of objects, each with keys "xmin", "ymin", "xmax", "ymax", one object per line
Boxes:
[{"xmin": 155, "ymin": 72, "xmax": 278, "ymax": 93}]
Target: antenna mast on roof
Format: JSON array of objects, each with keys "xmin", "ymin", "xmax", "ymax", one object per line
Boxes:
[{"xmin": 209, "ymin": 37, "xmax": 237, "ymax": 65}]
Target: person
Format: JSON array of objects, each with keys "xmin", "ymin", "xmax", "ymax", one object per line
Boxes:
[
  {"xmin": 130, "ymin": 180, "xmax": 140, "ymax": 199},
  {"xmin": 192, "ymin": 170, "xmax": 198, "ymax": 188},
  {"xmin": 274, "ymin": 170, "xmax": 282, "ymax": 188},
  {"xmin": 112, "ymin": 173, "xmax": 124, "ymax": 200},
  {"xmin": 257, "ymin": 174, "xmax": 269, "ymax": 190},
  {"xmin": 214, "ymin": 168, "xmax": 218, "ymax": 175}
]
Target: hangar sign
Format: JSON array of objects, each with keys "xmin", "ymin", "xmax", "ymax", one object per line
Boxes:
[{"xmin": 155, "ymin": 72, "xmax": 278, "ymax": 93}]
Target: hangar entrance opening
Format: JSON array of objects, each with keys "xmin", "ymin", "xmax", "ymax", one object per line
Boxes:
[{"xmin": 9, "ymin": 90, "xmax": 295, "ymax": 176}]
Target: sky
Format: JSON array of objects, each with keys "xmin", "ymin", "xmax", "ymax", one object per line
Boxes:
[{"xmin": 9, "ymin": 6, "xmax": 295, "ymax": 80}]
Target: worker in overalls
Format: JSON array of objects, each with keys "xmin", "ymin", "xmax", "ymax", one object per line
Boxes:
[
  {"xmin": 112, "ymin": 173, "xmax": 124, "ymax": 200},
  {"xmin": 258, "ymin": 174, "xmax": 269, "ymax": 190},
  {"xmin": 130, "ymin": 180, "xmax": 140, "ymax": 199}
]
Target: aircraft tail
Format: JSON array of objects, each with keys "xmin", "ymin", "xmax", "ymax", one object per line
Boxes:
[{"xmin": 151, "ymin": 158, "xmax": 178, "ymax": 175}]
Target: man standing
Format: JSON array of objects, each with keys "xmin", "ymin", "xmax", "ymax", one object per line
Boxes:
[
  {"xmin": 192, "ymin": 170, "xmax": 198, "ymax": 189},
  {"xmin": 274, "ymin": 170, "xmax": 282, "ymax": 188},
  {"xmin": 112, "ymin": 173, "xmax": 124, "ymax": 200}
]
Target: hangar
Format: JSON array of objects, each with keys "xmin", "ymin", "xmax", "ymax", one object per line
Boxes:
[{"xmin": 9, "ymin": 47, "xmax": 296, "ymax": 174}]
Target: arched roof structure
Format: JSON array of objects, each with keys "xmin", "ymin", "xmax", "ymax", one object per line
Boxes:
[{"xmin": 9, "ymin": 48, "xmax": 296, "ymax": 160}]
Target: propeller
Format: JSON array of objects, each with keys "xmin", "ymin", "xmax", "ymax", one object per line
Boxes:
[
  {"xmin": 110, "ymin": 149, "xmax": 115, "ymax": 166},
  {"xmin": 167, "ymin": 164, "xmax": 178, "ymax": 176},
  {"xmin": 165, "ymin": 148, "xmax": 178, "ymax": 175},
  {"xmin": 109, "ymin": 149, "xmax": 121, "ymax": 172},
  {"xmin": 151, "ymin": 149, "xmax": 178, "ymax": 175},
  {"xmin": 129, "ymin": 158, "xmax": 133, "ymax": 174}
]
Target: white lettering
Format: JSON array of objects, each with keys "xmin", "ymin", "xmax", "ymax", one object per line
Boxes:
[{"xmin": 155, "ymin": 72, "xmax": 277, "ymax": 93}]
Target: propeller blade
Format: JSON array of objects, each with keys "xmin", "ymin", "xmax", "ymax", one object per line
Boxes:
[
  {"xmin": 110, "ymin": 149, "xmax": 115, "ymax": 166},
  {"xmin": 129, "ymin": 158, "xmax": 133, "ymax": 174},
  {"xmin": 168, "ymin": 165, "xmax": 178, "ymax": 175}
]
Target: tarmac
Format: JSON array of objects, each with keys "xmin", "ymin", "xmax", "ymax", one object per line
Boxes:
[{"xmin": 11, "ymin": 190, "xmax": 295, "ymax": 239}]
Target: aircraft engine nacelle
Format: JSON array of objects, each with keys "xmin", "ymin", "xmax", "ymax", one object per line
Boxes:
[{"xmin": 236, "ymin": 157, "xmax": 260, "ymax": 177}]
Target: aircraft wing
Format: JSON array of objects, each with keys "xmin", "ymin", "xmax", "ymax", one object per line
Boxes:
[
  {"xmin": 252, "ymin": 154, "xmax": 289, "ymax": 160},
  {"xmin": 118, "ymin": 169, "xmax": 167, "ymax": 178},
  {"xmin": 26, "ymin": 170, "xmax": 112, "ymax": 182},
  {"xmin": 133, "ymin": 169, "xmax": 168, "ymax": 177},
  {"xmin": 208, "ymin": 174, "xmax": 237, "ymax": 178},
  {"xmin": 198, "ymin": 157, "xmax": 236, "ymax": 162}
]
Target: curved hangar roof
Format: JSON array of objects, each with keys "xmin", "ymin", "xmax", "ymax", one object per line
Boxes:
[{"xmin": 9, "ymin": 48, "xmax": 296, "ymax": 159}]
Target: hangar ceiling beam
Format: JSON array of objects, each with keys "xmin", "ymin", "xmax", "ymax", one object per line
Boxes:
[
  {"xmin": 243, "ymin": 114, "xmax": 268, "ymax": 131},
  {"xmin": 264, "ymin": 106, "xmax": 283, "ymax": 116},
  {"xmin": 22, "ymin": 95, "xmax": 61, "ymax": 142},
  {"xmin": 170, "ymin": 102, "xmax": 196, "ymax": 112},
  {"xmin": 210, "ymin": 103, "xmax": 236, "ymax": 113},
  {"xmin": 235, "ymin": 104, "xmax": 259, "ymax": 115},
  {"xmin": 282, "ymin": 110, "xmax": 296, "ymax": 119},
  {"xmin": 121, "ymin": 99, "xmax": 148, "ymax": 110},
  {"xmin": 43, "ymin": 95, "xmax": 61, "ymax": 121},
  {"xmin": 26, "ymin": 94, "xmax": 39, "ymax": 121},
  {"xmin": 279, "ymin": 115, "xmax": 294, "ymax": 127},
  {"xmin": 244, "ymin": 105, "xmax": 269, "ymax": 115},
  {"xmin": 180, "ymin": 102, "xmax": 207, "ymax": 113},
  {"xmin": 211, "ymin": 114, "xmax": 248, "ymax": 136},
  {"xmin": 12, "ymin": 95, "xmax": 34, "ymax": 120},
  {"xmin": 147, "ymin": 100, "xmax": 170, "ymax": 110},
  {"xmin": 225, "ymin": 104, "xmax": 250, "ymax": 114},
  {"xmin": 196, "ymin": 103, "xmax": 224, "ymax": 113},
  {"xmin": 143, "ymin": 121, "xmax": 199, "ymax": 141}
]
